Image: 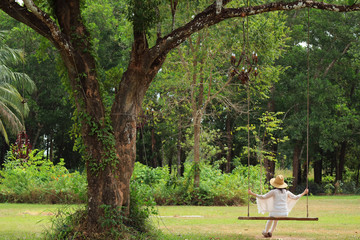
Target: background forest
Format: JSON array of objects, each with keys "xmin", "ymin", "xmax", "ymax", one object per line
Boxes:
[{"xmin": 0, "ymin": 0, "xmax": 360, "ymax": 207}]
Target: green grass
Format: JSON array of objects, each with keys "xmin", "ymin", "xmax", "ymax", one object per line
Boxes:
[
  {"xmin": 0, "ymin": 204, "xmax": 80, "ymax": 240},
  {"xmin": 154, "ymin": 196, "xmax": 360, "ymax": 240},
  {"xmin": 0, "ymin": 204, "xmax": 57, "ymax": 239},
  {"xmin": 0, "ymin": 196, "xmax": 359, "ymax": 239}
]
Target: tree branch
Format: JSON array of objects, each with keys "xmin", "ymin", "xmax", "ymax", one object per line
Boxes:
[
  {"xmin": 0, "ymin": 0, "xmax": 71, "ymax": 52},
  {"xmin": 323, "ymin": 42, "xmax": 352, "ymax": 78},
  {"xmin": 0, "ymin": 1, "xmax": 53, "ymax": 42},
  {"xmin": 22, "ymin": 0, "xmax": 71, "ymax": 52},
  {"xmin": 151, "ymin": 0, "xmax": 360, "ymax": 61}
]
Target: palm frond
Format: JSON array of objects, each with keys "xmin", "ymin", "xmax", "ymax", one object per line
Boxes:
[
  {"xmin": 10, "ymin": 72, "xmax": 36, "ymax": 94},
  {"xmin": 0, "ymin": 46, "xmax": 25, "ymax": 66},
  {"xmin": 0, "ymin": 119, "xmax": 9, "ymax": 144},
  {"xmin": 0, "ymin": 101, "xmax": 24, "ymax": 136},
  {"xmin": 0, "ymin": 84, "xmax": 29, "ymax": 118},
  {"xmin": 0, "ymin": 30, "xmax": 6, "ymax": 40},
  {"xmin": 0, "ymin": 65, "xmax": 36, "ymax": 94},
  {"xmin": 0, "ymin": 30, "xmax": 34, "ymax": 143}
]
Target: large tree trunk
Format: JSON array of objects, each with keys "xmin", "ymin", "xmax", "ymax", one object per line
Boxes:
[
  {"xmin": 331, "ymin": 151, "xmax": 337, "ymax": 176},
  {"xmin": 314, "ymin": 158, "xmax": 322, "ymax": 184},
  {"xmin": 302, "ymin": 156, "xmax": 308, "ymax": 184},
  {"xmin": 177, "ymin": 122, "xmax": 185, "ymax": 176},
  {"xmin": 137, "ymin": 127, "xmax": 145, "ymax": 165},
  {"xmin": 336, "ymin": 141, "xmax": 347, "ymax": 181},
  {"xmin": 291, "ymin": 140, "xmax": 302, "ymax": 192}
]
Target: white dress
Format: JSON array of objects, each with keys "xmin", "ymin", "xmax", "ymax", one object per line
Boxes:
[{"xmin": 255, "ymin": 189, "xmax": 302, "ymax": 217}]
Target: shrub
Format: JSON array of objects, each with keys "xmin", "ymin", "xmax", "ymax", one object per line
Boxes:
[
  {"xmin": 0, "ymin": 149, "xmax": 87, "ymax": 204},
  {"xmin": 131, "ymin": 161, "xmax": 267, "ymax": 206}
]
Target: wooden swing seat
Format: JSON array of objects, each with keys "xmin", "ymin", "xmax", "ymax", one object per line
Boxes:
[{"xmin": 238, "ymin": 216, "xmax": 318, "ymax": 221}]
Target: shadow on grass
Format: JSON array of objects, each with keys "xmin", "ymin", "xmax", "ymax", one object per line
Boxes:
[{"xmin": 159, "ymin": 232, "xmax": 252, "ymax": 240}]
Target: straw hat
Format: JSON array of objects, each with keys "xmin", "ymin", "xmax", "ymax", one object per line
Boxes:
[{"xmin": 270, "ymin": 175, "xmax": 288, "ymax": 188}]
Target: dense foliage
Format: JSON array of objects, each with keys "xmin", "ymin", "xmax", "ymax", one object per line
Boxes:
[
  {"xmin": 0, "ymin": 149, "xmax": 267, "ymax": 205},
  {"xmin": 132, "ymin": 162, "xmax": 267, "ymax": 206},
  {"xmin": 1, "ymin": 152, "xmax": 358, "ymax": 207},
  {"xmin": 0, "ymin": 148, "xmax": 86, "ymax": 203}
]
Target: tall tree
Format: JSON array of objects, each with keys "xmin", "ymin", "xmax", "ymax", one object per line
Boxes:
[
  {"xmin": 1, "ymin": 0, "xmax": 360, "ymax": 236},
  {"xmin": 158, "ymin": 7, "xmax": 290, "ymax": 184},
  {"xmin": 276, "ymin": 8, "xmax": 360, "ymax": 189}
]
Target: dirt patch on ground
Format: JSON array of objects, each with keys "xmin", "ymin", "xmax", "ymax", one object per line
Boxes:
[{"xmin": 22, "ymin": 211, "xmax": 54, "ymax": 216}]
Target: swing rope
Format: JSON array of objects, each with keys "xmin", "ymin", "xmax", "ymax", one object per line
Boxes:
[
  {"xmin": 306, "ymin": 7, "xmax": 310, "ymax": 218},
  {"xmin": 247, "ymin": 82, "xmax": 251, "ymax": 217},
  {"xmin": 239, "ymin": 7, "xmax": 318, "ymax": 222},
  {"xmin": 244, "ymin": 0, "xmax": 253, "ymax": 217}
]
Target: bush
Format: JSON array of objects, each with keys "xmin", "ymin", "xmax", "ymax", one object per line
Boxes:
[
  {"xmin": 0, "ymin": 149, "xmax": 87, "ymax": 204},
  {"xmin": 131, "ymin": 161, "xmax": 267, "ymax": 206},
  {"xmin": 296, "ymin": 174, "xmax": 360, "ymax": 195},
  {"xmin": 0, "ymin": 149, "xmax": 271, "ymax": 206}
]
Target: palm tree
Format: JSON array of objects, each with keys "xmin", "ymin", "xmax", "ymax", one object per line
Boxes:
[{"xmin": 0, "ymin": 30, "xmax": 36, "ymax": 144}]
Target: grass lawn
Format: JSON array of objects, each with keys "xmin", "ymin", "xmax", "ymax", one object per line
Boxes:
[
  {"xmin": 154, "ymin": 196, "xmax": 360, "ymax": 240},
  {"xmin": 0, "ymin": 196, "xmax": 359, "ymax": 239},
  {"xmin": 0, "ymin": 204, "xmax": 80, "ymax": 240}
]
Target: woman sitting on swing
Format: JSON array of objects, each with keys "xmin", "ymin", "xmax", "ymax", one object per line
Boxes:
[{"xmin": 248, "ymin": 175, "xmax": 308, "ymax": 238}]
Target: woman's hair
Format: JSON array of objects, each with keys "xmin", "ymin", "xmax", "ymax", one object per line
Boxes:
[{"xmin": 276, "ymin": 188, "xmax": 286, "ymax": 193}]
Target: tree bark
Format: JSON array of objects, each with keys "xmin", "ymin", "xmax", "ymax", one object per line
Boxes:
[
  {"xmin": 336, "ymin": 141, "xmax": 347, "ymax": 181},
  {"xmin": 331, "ymin": 150, "xmax": 337, "ymax": 176},
  {"xmin": 137, "ymin": 126, "xmax": 145, "ymax": 165},
  {"xmin": 302, "ymin": 156, "xmax": 308, "ymax": 184},
  {"xmin": 291, "ymin": 140, "xmax": 302, "ymax": 191},
  {"xmin": 177, "ymin": 122, "xmax": 185, "ymax": 176},
  {"xmin": 314, "ymin": 158, "xmax": 322, "ymax": 184}
]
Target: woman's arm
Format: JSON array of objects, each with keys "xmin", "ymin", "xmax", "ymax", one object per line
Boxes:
[
  {"xmin": 288, "ymin": 188, "xmax": 309, "ymax": 200},
  {"xmin": 302, "ymin": 188, "xmax": 309, "ymax": 196},
  {"xmin": 248, "ymin": 189, "xmax": 257, "ymax": 197},
  {"xmin": 248, "ymin": 189, "xmax": 275, "ymax": 199}
]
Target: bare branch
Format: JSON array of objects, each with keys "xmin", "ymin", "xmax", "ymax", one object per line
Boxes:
[
  {"xmin": 205, "ymin": 74, "xmax": 234, "ymax": 109},
  {"xmin": 323, "ymin": 42, "xmax": 352, "ymax": 78}
]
